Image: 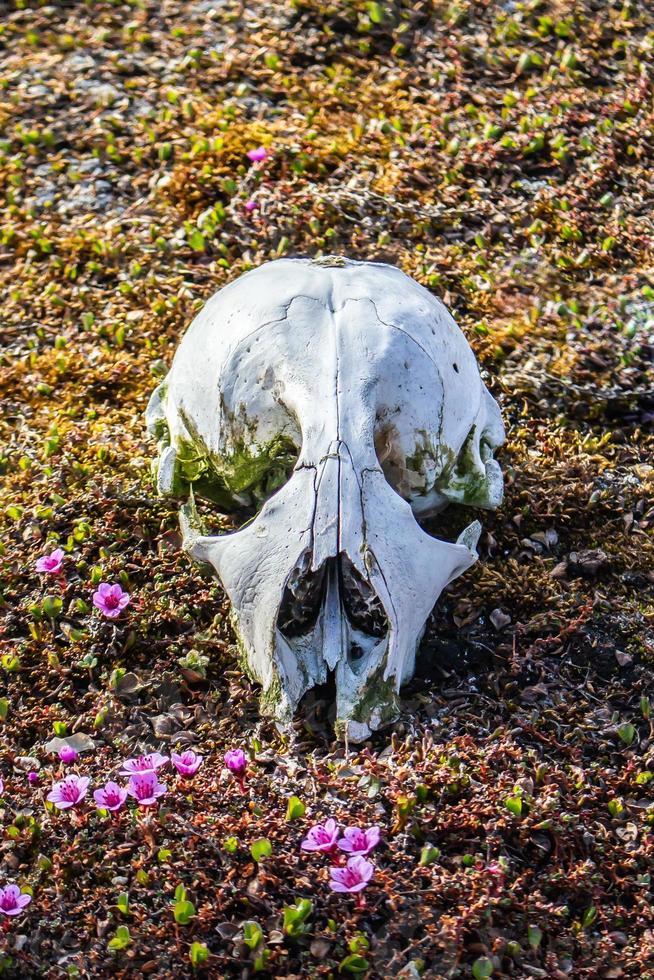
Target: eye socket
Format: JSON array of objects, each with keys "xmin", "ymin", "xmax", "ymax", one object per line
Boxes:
[
  {"xmin": 187, "ymin": 434, "xmax": 301, "ymax": 516},
  {"xmin": 374, "ymin": 424, "xmax": 413, "ymax": 501}
]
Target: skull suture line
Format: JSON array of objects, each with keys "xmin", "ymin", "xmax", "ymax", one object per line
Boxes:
[{"xmin": 147, "ymin": 257, "xmax": 505, "ymax": 741}]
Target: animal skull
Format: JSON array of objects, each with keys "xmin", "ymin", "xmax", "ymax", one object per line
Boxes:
[{"xmin": 146, "ymin": 257, "xmax": 504, "ymax": 741}]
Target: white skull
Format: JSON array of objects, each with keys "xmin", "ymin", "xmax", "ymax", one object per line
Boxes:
[{"xmin": 146, "ymin": 256, "xmax": 504, "ymax": 741}]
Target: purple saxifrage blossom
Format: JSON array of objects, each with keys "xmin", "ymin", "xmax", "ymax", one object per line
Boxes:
[
  {"xmin": 329, "ymin": 856, "xmax": 375, "ymax": 893},
  {"xmin": 224, "ymin": 749, "xmax": 247, "ymax": 777},
  {"xmin": 171, "ymin": 750, "xmax": 203, "ymax": 777},
  {"xmin": 0, "ymin": 885, "xmax": 32, "ymax": 917},
  {"xmin": 93, "ymin": 781, "xmax": 128, "ymax": 812},
  {"xmin": 301, "ymin": 819, "xmax": 340, "ymax": 853},
  {"xmin": 337, "ymin": 825, "xmax": 381, "ymax": 857},
  {"xmin": 58, "ymin": 745, "xmax": 78, "ymax": 764},
  {"xmin": 246, "ymin": 146, "xmax": 268, "ymax": 162},
  {"xmin": 120, "ymin": 752, "xmax": 168, "ymax": 775},
  {"xmin": 93, "ymin": 583, "xmax": 130, "ymax": 619},
  {"xmin": 47, "ymin": 775, "xmax": 90, "ymax": 809},
  {"xmin": 126, "ymin": 772, "xmax": 167, "ymax": 807},
  {"xmin": 35, "ymin": 548, "xmax": 64, "ymax": 575}
]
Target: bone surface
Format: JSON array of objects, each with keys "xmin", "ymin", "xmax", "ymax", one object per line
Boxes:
[{"xmin": 147, "ymin": 256, "xmax": 505, "ymax": 741}]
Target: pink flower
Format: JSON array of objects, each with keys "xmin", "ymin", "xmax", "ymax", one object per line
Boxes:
[
  {"xmin": 93, "ymin": 582, "xmax": 130, "ymax": 619},
  {"xmin": 171, "ymin": 750, "xmax": 203, "ymax": 777},
  {"xmin": 301, "ymin": 818, "xmax": 340, "ymax": 853},
  {"xmin": 47, "ymin": 775, "xmax": 90, "ymax": 809},
  {"xmin": 337, "ymin": 825, "xmax": 381, "ymax": 857},
  {"xmin": 329, "ymin": 856, "xmax": 374, "ymax": 893},
  {"xmin": 58, "ymin": 746, "xmax": 78, "ymax": 764},
  {"xmin": 93, "ymin": 781, "xmax": 128, "ymax": 812},
  {"xmin": 35, "ymin": 548, "xmax": 64, "ymax": 575},
  {"xmin": 246, "ymin": 146, "xmax": 268, "ymax": 163},
  {"xmin": 126, "ymin": 772, "xmax": 167, "ymax": 807},
  {"xmin": 120, "ymin": 752, "xmax": 169, "ymax": 776},
  {"xmin": 28, "ymin": 772, "xmax": 39, "ymax": 785},
  {"xmin": 0, "ymin": 884, "xmax": 32, "ymax": 917},
  {"xmin": 244, "ymin": 198, "xmax": 259, "ymax": 212},
  {"xmin": 224, "ymin": 749, "xmax": 247, "ymax": 777}
]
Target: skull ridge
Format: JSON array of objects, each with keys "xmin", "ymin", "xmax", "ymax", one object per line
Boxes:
[{"xmin": 147, "ymin": 256, "xmax": 505, "ymax": 740}]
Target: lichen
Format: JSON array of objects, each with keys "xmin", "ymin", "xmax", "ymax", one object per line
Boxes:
[{"xmin": 348, "ymin": 665, "xmax": 399, "ymax": 728}]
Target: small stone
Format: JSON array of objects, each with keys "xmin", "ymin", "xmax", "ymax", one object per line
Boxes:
[
  {"xmin": 490, "ymin": 608, "xmax": 511, "ymax": 630},
  {"xmin": 568, "ymin": 549, "xmax": 609, "ymax": 577}
]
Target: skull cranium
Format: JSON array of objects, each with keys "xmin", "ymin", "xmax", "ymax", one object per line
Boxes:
[{"xmin": 147, "ymin": 256, "xmax": 504, "ymax": 740}]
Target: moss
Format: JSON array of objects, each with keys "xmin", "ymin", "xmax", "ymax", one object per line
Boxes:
[
  {"xmin": 259, "ymin": 671, "xmax": 285, "ymax": 717},
  {"xmin": 435, "ymin": 427, "xmax": 490, "ymax": 506},
  {"xmin": 350, "ymin": 666, "xmax": 399, "ymax": 727}
]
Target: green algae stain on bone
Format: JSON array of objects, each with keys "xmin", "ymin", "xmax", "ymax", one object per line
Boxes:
[
  {"xmin": 148, "ymin": 385, "xmax": 299, "ymax": 510},
  {"xmin": 350, "ymin": 666, "xmax": 399, "ymax": 728}
]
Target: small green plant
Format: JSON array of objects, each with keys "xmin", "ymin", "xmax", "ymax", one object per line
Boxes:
[
  {"xmin": 189, "ymin": 942, "xmax": 210, "ymax": 968},
  {"xmin": 618, "ymin": 722, "xmax": 635, "ymax": 746},
  {"xmin": 504, "ymin": 794, "xmax": 523, "ymax": 817},
  {"xmin": 42, "ymin": 596, "xmax": 63, "ymax": 619},
  {"xmin": 178, "ymin": 650, "xmax": 210, "ymax": 677},
  {"xmin": 527, "ymin": 925, "xmax": 543, "ymax": 950},
  {"xmin": 340, "ymin": 954, "xmax": 369, "ymax": 975},
  {"xmin": 173, "ymin": 885, "xmax": 196, "ymax": 925},
  {"xmin": 283, "ymin": 899, "xmax": 313, "ymax": 938},
  {"xmin": 0, "ymin": 698, "xmax": 8, "ymax": 721},
  {"xmin": 472, "ymin": 956, "xmax": 494, "ymax": 979},
  {"xmin": 286, "ymin": 795, "xmax": 305, "ymax": 821},
  {"xmin": 115, "ymin": 892, "xmax": 130, "ymax": 917},
  {"xmin": 420, "ymin": 844, "xmax": 441, "ymax": 867},
  {"xmin": 242, "ymin": 921, "xmax": 264, "ymax": 950},
  {"xmin": 107, "ymin": 926, "xmax": 131, "ymax": 951},
  {"xmin": 1, "ymin": 653, "xmax": 21, "ymax": 673},
  {"xmin": 250, "ymin": 838, "xmax": 272, "ymax": 862}
]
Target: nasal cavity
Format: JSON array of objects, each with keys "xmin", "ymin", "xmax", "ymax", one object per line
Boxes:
[{"xmin": 277, "ymin": 552, "xmax": 387, "ymax": 642}]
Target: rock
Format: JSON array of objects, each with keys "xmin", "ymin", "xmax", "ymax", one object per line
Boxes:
[
  {"xmin": 45, "ymin": 733, "xmax": 96, "ymax": 755},
  {"xmin": 567, "ymin": 549, "xmax": 609, "ymax": 577},
  {"xmin": 490, "ymin": 608, "xmax": 511, "ymax": 630}
]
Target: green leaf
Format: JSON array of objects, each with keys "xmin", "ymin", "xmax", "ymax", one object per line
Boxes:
[
  {"xmin": 250, "ymin": 838, "xmax": 272, "ymax": 862},
  {"xmin": 108, "ymin": 925, "xmax": 131, "ymax": 951},
  {"xmin": 419, "ymin": 845, "xmax": 440, "ymax": 866},
  {"xmin": 223, "ymin": 836, "xmax": 238, "ymax": 854},
  {"xmin": 42, "ymin": 595, "xmax": 63, "ymax": 619},
  {"xmin": 608, "ymin": 798, "xmax": 624, "ymax": 818},
  {"xmin": 242, "ymin": 920, "xmax": 263, "ymax": 950},
  {"xmin": 189, "ymin": 942, "xmax": 210, "ymax": 968},
  {"xmin": 157, "ymin": 848, "xmax": 172, "ymax": 862},
  {"xmin": 53, "ymin": 721, "xmax": 67, "ymax": 736},
  {"xmin": 504, "ymin": 795, "xmax": 523, "ymax": 817},
  {"xmin": 618, "ymin": 722, "xmax": 635, "ymax": 746},
  {"xmin": 285, "ymin": 796, "xmax": 305, "ymax": 821},
  {"xmin": 283, "ymin": 899, "xmax": 313, "ymax": 937},
  {"xmin": 174, "ymin": 884, "xmax": 187, "ymax": 902},
  {"xmin": 187, "ymin": 230, "xmax": 206, "ymax": 252},
  {"xmin": 173, "ymin": 899, "xmax": 196, "ymax": 925},
  {"xmin": 348, "ymin": 933, "xmax": 370, "ymax": 954},
  {"xmin": 116, "ymin": 892, "xmax": 130, "ymax": 916},
  {"xmin": 527, "ymin": 925, "xmax": 543, "ymax": 950},
  {"xmin": 366, "ymin": 1, "xmax": 383, "ymax": 23},
  {"xmin": 582, "ymin": 905, "xmax": 597, "ymax": 929},
  {"xmin": 472, "ymin": 956, "xmax": 494, "ymax": 979},
  {"xmin": 340, "ymin": 954, "xmax": 370, "ymax": 975},
  {"xmin": 0, "ymin": 698, "xmax": 8, "ymax": 721}
]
